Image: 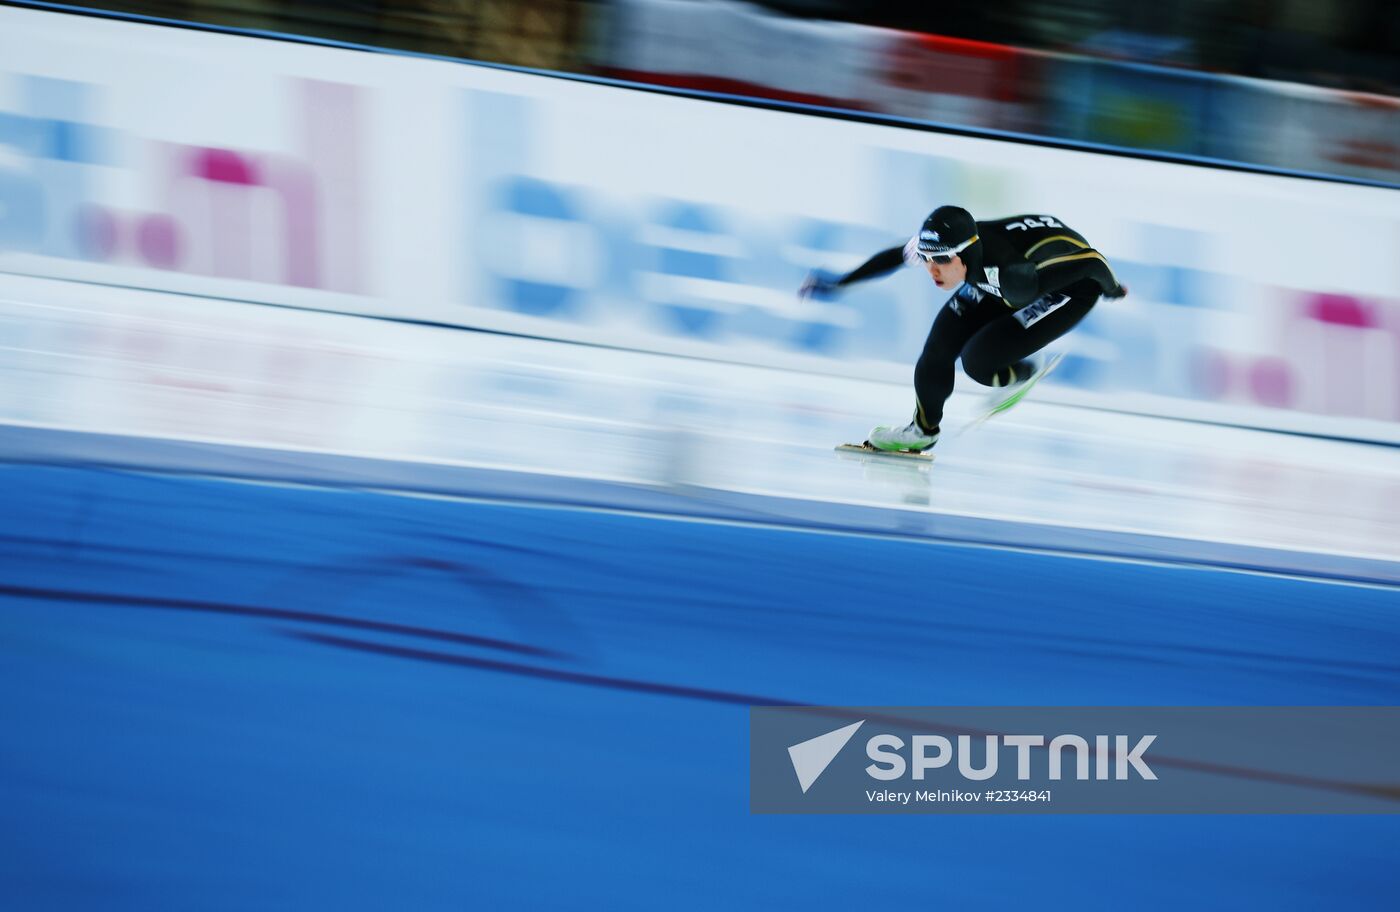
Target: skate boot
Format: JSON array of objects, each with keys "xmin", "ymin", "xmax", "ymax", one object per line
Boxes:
[{"xmin": 867, "ymin": 418, "xmax": 940, "ymax": 453}]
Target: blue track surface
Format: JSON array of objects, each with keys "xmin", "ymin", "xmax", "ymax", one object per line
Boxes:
[{"xmin": 2, "ymin": 463, "xmax": 1399, "ymax": 909}]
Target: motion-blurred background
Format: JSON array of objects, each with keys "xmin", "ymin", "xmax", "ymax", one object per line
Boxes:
[
  {"xmin": 82, "ymin": 0, "xmax": 1400, "ymax": 182},
  {"xmin": 2, "ymin": 2, "xmax": 1398, "ymax": 909}
]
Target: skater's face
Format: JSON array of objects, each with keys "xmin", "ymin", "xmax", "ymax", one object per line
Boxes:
[{"xmin": 924, "ymin": 253, "xmax": 967, "ymax": 290}]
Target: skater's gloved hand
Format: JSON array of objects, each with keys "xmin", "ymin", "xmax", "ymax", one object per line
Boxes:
[
  {"xmin": 1103, "ymin": 282, "xmax": 1129, "ymax": 300},
  {"xmin": 799, "ymin": 269, "xmax": 842, "ymax": 301}
]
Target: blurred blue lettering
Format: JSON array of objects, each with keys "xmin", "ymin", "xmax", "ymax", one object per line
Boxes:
[
  {"xmin": 490, "ymin": 176, "xmax": 584, "ymax": 318},
  {"xmin": 0, "ymin": 76, "xmax": 103, "ymax": 256},
  {"xmin": 467, "ymin": 90, "xmax": 900, "ymax": 357},
  {"xmin": 0, "ymin": 170, "xmax": 45, "ymax": 249},
  {"xmin": 644, "ymin": 201, "xmax": 729, "ymax": 339}
]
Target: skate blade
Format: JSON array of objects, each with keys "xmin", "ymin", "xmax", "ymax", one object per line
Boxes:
[{"xmin": 835, "ymin": 443, "xmax": 934, "ymax": 461}]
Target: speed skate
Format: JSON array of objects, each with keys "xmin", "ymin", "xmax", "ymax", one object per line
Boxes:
[
  {"xmin": 834, "ymin": 443, "xmax": 934, "ymax": 462},
  {"xmin": 837, "ymin": 352, "xmax": 1065, "ymax": 460}
]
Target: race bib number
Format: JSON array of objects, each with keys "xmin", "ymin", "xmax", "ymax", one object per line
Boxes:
[{"xmin": 1013, "ymin": 293, "xmax": 1071, "ymax": 328}]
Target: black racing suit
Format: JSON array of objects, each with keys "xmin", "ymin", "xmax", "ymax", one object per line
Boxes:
[{"xmin": 834, "ymin": 214, "xmax": 1125, "ymax": 432}]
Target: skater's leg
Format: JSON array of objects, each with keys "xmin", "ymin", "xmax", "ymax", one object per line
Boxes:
[
  {"xmin": 913, "ymin": 296, "xmax": 986, "ymax": 431},
  {"xmin": 961, "ymin": 288, "xmax": 1096, "ymax": 388}
]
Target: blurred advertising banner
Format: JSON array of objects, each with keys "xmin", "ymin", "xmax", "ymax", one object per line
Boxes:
[
  {"xmin": 1, "ymin": 4, "xmax": 1399, "ymax": 443},
  {"xmin": 1223, "ymin": 81, "xmax": 1400, "ymax": 187},
  {"xmin": 869, "ymin": 32, "xmax": 1045, "ymax": 135},
  {"xmin": 381, "ymin": 0, "xmax": 588, "ymax": 71},
  {"xmin": 593, "ymin": 0, "xmax": 1400, "ymax": 186},
  {"xmin": 591, "ymin": 0, "xmax": 885, "ymax": 111},
  {"xmin": 1048, "ymin": 57, "xmax": 1400, "ymax": 186},
  {"xmin": 593, "ymin": 0, "xmax": 1036, "ymax": 131},
  {"xmin": 1046, "ymin": 58, "xmax": 1228, "ymax": 158}
]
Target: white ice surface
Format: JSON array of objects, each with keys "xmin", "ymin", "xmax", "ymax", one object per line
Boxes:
[{"xmin": 1, "ymin": 271, "xmax": 1397, "ymax": 569}]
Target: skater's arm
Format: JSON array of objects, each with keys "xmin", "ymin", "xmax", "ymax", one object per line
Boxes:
[
  {"xmin": 993, "ymin": 249, "xmax": 1125, "ymax": 306},
  {"xmin": 836, "ymin": 244, "xmax": 908, "ymax": 286},
  {"xmin": 799, "ymin": 242, "xmax": 910, "ymax": 299},
  {"xmin": 1026, "ymin": 249, "xmax": 1126, "ymax": 301}
]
